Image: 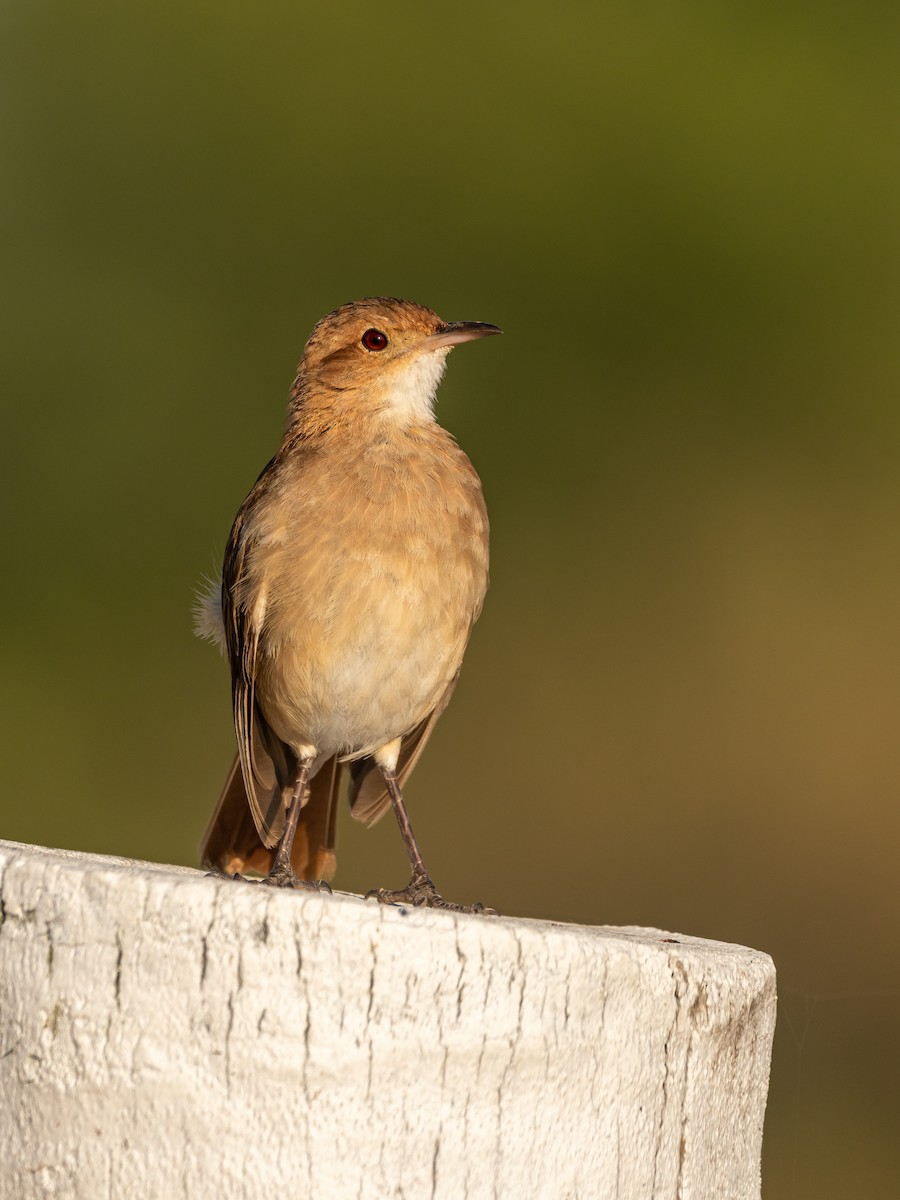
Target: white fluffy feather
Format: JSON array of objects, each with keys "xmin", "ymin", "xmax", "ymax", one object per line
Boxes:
[
  {"xmin": 384, "ymin": 349, "xmax": 449, "ymax": 421},
  {"xmin": 193, "ymin": 577, "xmax": 225, "ymax": 649}
]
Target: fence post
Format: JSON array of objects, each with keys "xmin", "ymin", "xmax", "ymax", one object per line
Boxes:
[{"xmin": 0, "ymin": 839, "xmax": 775, "ymax": 1199}]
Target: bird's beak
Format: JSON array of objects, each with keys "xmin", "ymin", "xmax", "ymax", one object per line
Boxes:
[{"xmin": 424, "ymin": 321, "xmax": 503, "ymax": 351}]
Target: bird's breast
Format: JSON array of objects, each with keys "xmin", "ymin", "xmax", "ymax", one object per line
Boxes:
[{"xmin": 247, "ymin": 428, "xmax": 488, "ymax": 758}]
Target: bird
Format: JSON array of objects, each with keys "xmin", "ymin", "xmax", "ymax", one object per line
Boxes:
[{"xmin": 196, "ymin": 297, "xmax": 501, "ymax": 912}]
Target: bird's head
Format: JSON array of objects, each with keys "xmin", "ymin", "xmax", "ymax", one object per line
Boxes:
[{"xmin": 290, "ymin": 297, "xmax": 501, "ymax": 426}]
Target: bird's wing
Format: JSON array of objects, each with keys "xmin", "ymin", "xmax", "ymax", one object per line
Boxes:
[
  {"xmin": 221, "ymin": 463, "xmax": 287, "ymax": 848},
  {"xmin": 347, "ymin": 672, "xmax": 461, "ymax": 826}
]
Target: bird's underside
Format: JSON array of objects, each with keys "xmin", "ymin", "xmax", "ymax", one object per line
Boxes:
[{"xmin": 199, "ymin": 673, "xmax": 459, "ymax": 881}]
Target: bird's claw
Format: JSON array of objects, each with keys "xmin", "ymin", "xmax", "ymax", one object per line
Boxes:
[
  {"xmin": 367, "ymin": 873, "xmax": 497, "ymax": 915},
  {"xmin": 264, "ymin": 863, "xmax": 333, "ymax": 892},
  {"xmin": 207, "ymin": 864, "xmax": 331, "ymax": 892}
]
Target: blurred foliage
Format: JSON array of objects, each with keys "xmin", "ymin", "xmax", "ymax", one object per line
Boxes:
[{"xmin": 2, "ymin": 2, "xmax": 900, "ymax": 1194}]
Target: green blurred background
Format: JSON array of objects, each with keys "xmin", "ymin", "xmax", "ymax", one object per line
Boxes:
[{"xmin": 2, "ymin": 1, "xmax": 899, "ymax": 1193}]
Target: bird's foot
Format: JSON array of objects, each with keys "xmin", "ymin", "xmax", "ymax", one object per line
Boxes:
[
  {"xmin": 368, "ymin": 871, "xmax": 497, "ymax": 915},
  {"xmin": 205, "ymin": 867, "xmax": 252, "ymax": 883},
  {"xmin": 264, "ymin": 862, "xmax": 333, "ymax": 892}
]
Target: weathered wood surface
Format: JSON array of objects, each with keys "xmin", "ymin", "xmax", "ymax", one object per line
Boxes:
[{"xmin": 0, "ymin": 840, "xmax": 776, "ymax": 1199}]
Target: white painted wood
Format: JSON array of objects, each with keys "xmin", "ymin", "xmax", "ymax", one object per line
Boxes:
[{"xmin": 0, "ymin": 840, "xmax": 775, "ymax": 1200}]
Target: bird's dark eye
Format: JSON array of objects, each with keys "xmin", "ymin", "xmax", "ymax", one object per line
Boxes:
[{"xmin": 361, "ymin": 328, "xmax": 388, "ymax": 352}]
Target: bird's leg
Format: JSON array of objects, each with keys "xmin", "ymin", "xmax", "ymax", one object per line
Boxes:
[
  {"xmin": 266, "ymin": 755, "xmax": 331, "ymax": 891},
  {"xmin": 370, "ymin": 764, "xmax": 496, "ymax": 915}
]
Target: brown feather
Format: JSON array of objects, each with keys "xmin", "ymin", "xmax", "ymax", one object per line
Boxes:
[
  {"xmin": 221, "ymin": 456, "xmax": 290, "ymax": 848},
  {"xmin": 200, "ymin": 751, "xmax": 340, "ymax": 881}
]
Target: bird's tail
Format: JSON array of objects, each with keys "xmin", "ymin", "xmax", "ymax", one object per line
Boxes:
[{"xmin": 200, "ymin": 752, "xmax": 340, "ymax": 881}]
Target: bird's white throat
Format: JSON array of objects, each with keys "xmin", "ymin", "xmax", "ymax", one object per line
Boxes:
[{"xmin": 384, "ymin": 349, "xmax": 449, "ymax": 422}]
